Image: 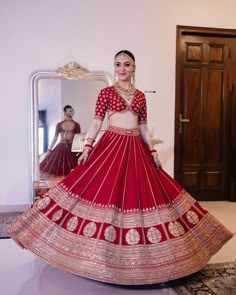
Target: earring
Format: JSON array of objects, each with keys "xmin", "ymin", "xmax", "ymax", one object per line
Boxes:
[
  {"xmin": 132, "ymin": 72, "xmax": 136, "ymax": 85},
  {"xmin": 113, "ymin": 72, "xmax": 117, "ymax": 84}
]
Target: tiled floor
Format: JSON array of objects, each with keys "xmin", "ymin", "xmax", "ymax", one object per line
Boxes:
[{"xmin": 1, "ymin": 201, "xmax": 236, "ymax": 295}]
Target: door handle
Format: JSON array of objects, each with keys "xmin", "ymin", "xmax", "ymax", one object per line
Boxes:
[{"xmin": 179, "ymin": 114, "xmax": 190, "ymax": 134}]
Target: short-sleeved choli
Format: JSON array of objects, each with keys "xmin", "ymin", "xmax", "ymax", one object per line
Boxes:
[{"xmin": 94, "ymin": 86, "xmax": 147, "ymax": 124}]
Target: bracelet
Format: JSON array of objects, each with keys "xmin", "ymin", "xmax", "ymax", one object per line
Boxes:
[
  {"xmin": 84, "ymin": 144, "xmax": 93, "ymax": 148},
  {"xmin": 87, "ymin": 137, "xmax": 95, "ymax": 142},
  {"xmin": 150, "ymin": 149, "xmax": 157, "ymax": 154}
]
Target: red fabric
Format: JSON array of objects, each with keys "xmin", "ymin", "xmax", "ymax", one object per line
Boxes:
[
  {"xmin": 40, "ymin": 119, "xmax": 81, "ymax": 177},
  {"xmin": 94, "ymin": 86, "xmax": 147, "ymax": 124},
  {"xmin": 40, "ymin": 142, "xmax": 78, "ymax": 177},
  {"xmin": 5, "ymin": 126, "xmax": 233, "ymax": 285},
  {"xmin": 62, "ymin": 126, "xmax": 182, "ymax": 209}
]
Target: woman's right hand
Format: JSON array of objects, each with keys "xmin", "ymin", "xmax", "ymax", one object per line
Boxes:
[{"xmin": 77, "ymin": 147, "xmax": 92, "ymax": 164}]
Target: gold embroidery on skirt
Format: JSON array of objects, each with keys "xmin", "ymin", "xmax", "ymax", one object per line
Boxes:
[
  {"xmin": 168, "ymin": 221, "xmax": 185, "ymax": 237},
  {"xmin": 36, "ymin": 196, "xmax": 51, "ymax": 210},
  {"xmin": 48, "ymin": 185, "xmax": 197, "ymax": 227},
  {"xmin": 83, "ymin": 222, "xmax": 97, "ymax": 237},
  {"xmin": 52, "ymin": 209, "xmax": 63, "ymax": 221},
  {"xmin": 66, "ymin": 216, "xmax": 78, "ymax": 232},
  {"xmin": 125, "ymin": 228, "xmax": 140, "ymax": 245},
  {"xmin": 147, "ymin": 227, "xmax": 162, "ymax": 243},
  {"xmin": 187, "ymin": 210, "xmax": 199, "ymax": 224},
  {"xmin": 104, "ymin": 225, "xmax": 116, "ymax": 242}
]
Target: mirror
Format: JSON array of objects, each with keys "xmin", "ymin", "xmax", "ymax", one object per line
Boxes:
[{"xmin": 30, "ymin": 61, "xmax": 113, "ymax": 201}]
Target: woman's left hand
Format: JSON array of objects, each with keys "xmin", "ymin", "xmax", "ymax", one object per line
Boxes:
[
  {"xmin": 152, "ymin": 152, "xmax": 162, "ymax": 168},
  {"xmin": 77, "ymin": 147, "xmax": 92, "ymax": 164}
]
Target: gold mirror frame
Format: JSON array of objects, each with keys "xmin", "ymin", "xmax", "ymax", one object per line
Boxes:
[{"xmin": 29, "ymin": 61, "xmax": 113, "ymax": 201}]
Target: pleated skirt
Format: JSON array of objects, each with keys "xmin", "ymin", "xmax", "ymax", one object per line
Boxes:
[
  {"xmin": 6, "ymin": 126, "xmax": 233, "ymax": 285},
  {"xmin": 40, "ymin": 142, "xmax": 78, "ymax": 177}
]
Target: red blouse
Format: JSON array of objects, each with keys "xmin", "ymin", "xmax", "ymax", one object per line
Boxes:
[
  {"xmin": 94, "ymin": 86, "xmax": 147, "ymax": 124},
  {"xmin": 55, "ymin": 120, "xmax": 81, "ymax": 134}
]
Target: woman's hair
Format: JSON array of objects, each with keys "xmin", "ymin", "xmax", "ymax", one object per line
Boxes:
[
  {"xmin": 63, "ymin": 105, "xmax": 73, "ymax": 112},
  {"xmin": 114, "ymin": 50, "xmax": 135, "ymax": 62}
]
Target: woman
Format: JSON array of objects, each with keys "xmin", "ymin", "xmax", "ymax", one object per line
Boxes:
[
  {"xmin": 40, "ymin": 105, "xmax": 81, "ymax": 178},
  {"xmin": 6, "ymin": 50, "xmax": 233, "ymax": 285}
]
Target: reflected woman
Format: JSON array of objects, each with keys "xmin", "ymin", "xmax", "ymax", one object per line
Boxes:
[{"xmin": 40, "ymin": 105, "xmax": 81, "ymax": 178}]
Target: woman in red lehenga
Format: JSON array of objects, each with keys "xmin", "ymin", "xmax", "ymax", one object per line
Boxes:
[
  {"xmin": 39, "ymin": 105, "xmax": 81, "ymax": 178},
  {"xmin": 6, "ymin": 50, "xmax": 233, "ymax": 285}
]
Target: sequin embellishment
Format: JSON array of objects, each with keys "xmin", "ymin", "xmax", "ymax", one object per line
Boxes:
[
  {"xmin": 36, "ymin": 196, "xmax": 51, "ymax": 210},
  {"xmin": 168, "ymin": 221, "xmax": 185, "ymax": 237},
  {"xmin": 104, "ymin": 225, "xmax": 116, "ymax": 242},
  {"xmin": 52, "ymin": 209, "xmax": 63, "ymax": 221},
  {"xmin": 147, "ymin": 227, "xmax": 162, "ymax": 243},
  {"xmin": 125, "ymin": 228, "xmax": 140, "ymax": 245},
  {"xmin": 66, "ymin": 216, "xmax": 78, "ymax": 232},
  {"xmin": 83, "ymin": 222, "xmax": 97, "ymax": 237},
  {"xmin": 187, "ymin": 210, "xmax": 199, "ymax": 225}
]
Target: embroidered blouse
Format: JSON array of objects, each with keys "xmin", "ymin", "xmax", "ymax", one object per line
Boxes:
[{"xmin": 94, "ymin": 86, "xmax": 147, "ymax": 124}]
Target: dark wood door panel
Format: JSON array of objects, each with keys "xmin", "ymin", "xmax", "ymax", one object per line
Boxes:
[
  {"xmin": 203, "ymin": 69, "xmax": 224, "ymax": 165},
  {"xmin": 175, "ymin": 26, "xmax": 236, "ymax": 201},
  {"xmin": 229, "ymin": 85, "xmax": 236, "ymax": 200},
  {"xmin": 181, "ymin": 68, "xmax": 202, "ymax": 163}
]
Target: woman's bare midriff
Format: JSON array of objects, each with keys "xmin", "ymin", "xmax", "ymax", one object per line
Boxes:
[{"xmin": 108, "ymin": 110, "xmax": 138, "ymax": 129}]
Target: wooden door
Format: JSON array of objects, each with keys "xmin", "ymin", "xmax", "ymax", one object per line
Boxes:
[
  {"xmin": 229, "ymin": 84, "xmax": 236, "ymax": 200},
  {"xmin": 175, "ymin": 26, "xmax": 236, "ymax": 201}
]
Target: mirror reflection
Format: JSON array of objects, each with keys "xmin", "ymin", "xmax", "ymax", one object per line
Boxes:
[
  {"xmin": 39, "ymin": 104, "xmax": 81, "ymax": 179},
  {"xmin": 38, "ymin": 79, "xmax": 107, "ymax": 179},
  {"xmin": 31, "ymin": 62, "xmax": 113, "ymax": 201}
]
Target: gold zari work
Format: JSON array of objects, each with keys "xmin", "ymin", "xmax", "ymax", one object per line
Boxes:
[
  {"xmin": 66, "ymin": 216, "xmax": 79, "ymax": 232},
  {"xmin": 187, "ymin": 210, "xmax": 200, "ymax": 224},
  {"xmin": 5, "ymin": 184, "xmax": 233, "ymax": 285},
  {"xmin": 147, "ymin": 227, "xmax": 162, "ymax": 243},
  {"xmin": 52, "ymin": 209, "xmax": 63, "ymax": 221},
  {"xmin": 125, "ymin": 228, "xmax": 140, "ymax": 245},
  {"xmin": 168, "ymin": 221, "xmax": 185, "ymax": 238},
  {"xmin": 36, "ymin": 196, "xmax": 51, "ymax": 210},
  {"xmin": 83, "ymin": 222, "xmax": 97, "ymax": 237},
  {"xmin": 104, "ymin": 225, "xmax": 116, "ymax": 242}
]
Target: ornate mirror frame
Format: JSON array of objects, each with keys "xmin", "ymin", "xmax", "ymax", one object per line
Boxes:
[{"xmin": 29, "ymin": 61, "xmax": 113, "ymax": 201}]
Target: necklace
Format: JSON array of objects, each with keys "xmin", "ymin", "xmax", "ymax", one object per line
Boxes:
[{"xmin": 115, "ymin": 83, "xmax": 136, "ymax": 101}]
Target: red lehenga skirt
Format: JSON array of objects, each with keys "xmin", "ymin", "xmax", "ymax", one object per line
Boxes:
[
  {"xmin": 40, "ymin": 142, "xmax": 78, "ymax": 178},
  {"xmin": 6, "ymin": 126, "xmax": 233, "ymax": 285}
]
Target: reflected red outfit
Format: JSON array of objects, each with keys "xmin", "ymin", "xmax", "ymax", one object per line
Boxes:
[
  {"xmin": 6, "ymin": 86, "xmax": 233, "ymax": 285},
  {"xmin": 40, "ymin": 120, "xmax": 81, "ymax": 178}
]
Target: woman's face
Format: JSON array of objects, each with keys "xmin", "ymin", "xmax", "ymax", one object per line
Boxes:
[
  {"xmin": 114, "ymin": 54, "xmax": 135, "ymax": 83},
  {"xmin": 64, "ymin": 108, "xmax": 74, "ymax": 118}
]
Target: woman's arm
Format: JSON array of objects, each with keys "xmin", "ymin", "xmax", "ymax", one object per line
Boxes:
[
  {"xmin": 139, "ymin": 124, "xmax": 162, "ymax": 168},
  {"xmin": 85, "ymin": 119, "xmax": 103, "ymax": 142},
  {"xmin": 48, "ymin": 135, "xmax": 59, "ymax": 151},
  {"xmin": 48, "ymin": 124, "xmax": 60, "ymax": 152},
  {"xmin": 77, "ymin": 119, "xmax": 103, "ymax": 164},
  {"xmin": 139, "ymin": 124, "xmax": 154, "ymax": 150}
]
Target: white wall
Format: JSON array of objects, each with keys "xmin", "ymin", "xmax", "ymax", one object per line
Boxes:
[
  {"xmin": 1, "ymin": 0, "xmax": 236, "ymax": 206},
  {"xmin": 61, "ymin": 80, "xmax": 107, "ymax": 133}
]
